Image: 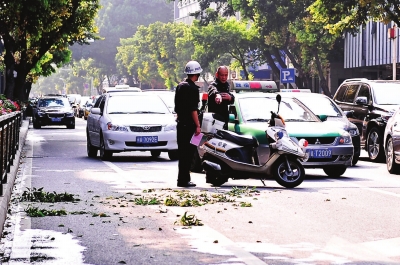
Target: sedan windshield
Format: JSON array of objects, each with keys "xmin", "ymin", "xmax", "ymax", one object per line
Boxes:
[
  {"xmin": 107, "ymin": 95, "xmax": 170, "ymax": 114},
  {"xmin": 38, "ymin": 98, "xmax": 69, "ymax": 107},
  {"xmin": 294, "ymin": 96, "xmax": 343, "ymax": 117},
  {"xmin": 239, "ymin": 97, "xmax": 319, "ymax": 122},
  {"xmin": 372, "ymin": 83, "xmax": 400, "ymax": 105}
]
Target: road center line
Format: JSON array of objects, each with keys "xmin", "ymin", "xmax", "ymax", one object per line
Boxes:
[{"xmin": 102, "ymin": 160, "xmax": 267, "ymax": 265}]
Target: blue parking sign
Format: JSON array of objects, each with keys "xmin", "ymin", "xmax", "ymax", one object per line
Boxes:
[{"xmin": 280, "ymin": 68, "xmax": 295, "ymax": 84}]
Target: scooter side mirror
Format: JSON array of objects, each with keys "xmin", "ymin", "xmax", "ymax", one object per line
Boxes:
[
  {"xmin": 276, "ymin": 94, "xmax": 281, "ymax": 104},
  {"xmin": 276, "ymin": 94, "xmax": 281, "ymax": 113}
]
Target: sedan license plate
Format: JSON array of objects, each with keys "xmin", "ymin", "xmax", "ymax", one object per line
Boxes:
[
  {"xmin": 307, "ymin": 148, "xmax": 332, "ymax": 158},
  {"xmin": 136, "ymin": 136, "xmax": 158, "ymax": 144},
  {"xmin": 51, "ymin": 117, "xmax": 62, "ymax": 122}
]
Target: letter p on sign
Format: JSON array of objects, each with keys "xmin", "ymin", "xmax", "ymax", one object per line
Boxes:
[{"xmin": 280, "ymin": 68, "xmax": 295, "ymax": 84}]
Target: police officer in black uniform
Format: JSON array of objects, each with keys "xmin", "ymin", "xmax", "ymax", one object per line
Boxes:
[
  {"xmin": 208, "ymin": 66, "xmax": 235, "ymax": 128},
  {"xmin": 174, "ymin": 61, "xmax": 203, "ymax": 187}
]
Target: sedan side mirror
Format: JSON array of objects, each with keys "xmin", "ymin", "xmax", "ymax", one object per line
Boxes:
[
  {"xmin": 228, "ymin": 113, "xmax": 238, "ymax": 124},
  {"xmin": 317, "ymin": 114, "xmax": 327, "ymax": 122},
  {"xmin": 344, "ymin": 110, "xmax": 354, "ymax": 118},
  {"xmin": 355, "ymin": 96, "xmax": 368, "ymax": 105},
  {"xmin": 91, "ymin": 107, "xmax": 101, "ymax": 115}
]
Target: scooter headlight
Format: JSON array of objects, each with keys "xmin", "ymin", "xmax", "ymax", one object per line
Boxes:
[{"xmin": 275, "ymin": 131, "xmax": 284, "ymax": 140}]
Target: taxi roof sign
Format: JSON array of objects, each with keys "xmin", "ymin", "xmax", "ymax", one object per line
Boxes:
[
  {"xmin": 232, "ymin": 81, "xmax": 278, "ymax": 92},
  {"xmin": 280, "ymin": 89, "xmax": 311, "ymax": 93}
]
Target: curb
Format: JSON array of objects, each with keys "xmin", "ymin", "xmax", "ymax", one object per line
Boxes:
[{"xmin": 0, "ymin": 120, "xmax": 29, "ymax": 235}]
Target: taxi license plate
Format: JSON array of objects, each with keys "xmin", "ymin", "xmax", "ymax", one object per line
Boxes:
[
  {"xmin": 51, "ymin": 117, "xmax": 62, "ymax": 122},
  {"xmin": 307, "ymin": 148, "xmax": 332, "ymax": 158},
  {"xmin": 136, "ymin": 136, "xmax": 158, "ymax": 143}
]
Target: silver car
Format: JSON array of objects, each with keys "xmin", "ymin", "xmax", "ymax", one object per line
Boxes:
[{"xmin": 86, "ymin": 92, "xmax": 178, "ymax": 160}]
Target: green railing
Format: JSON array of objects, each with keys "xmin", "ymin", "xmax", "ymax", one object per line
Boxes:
[{"xmin": 0, "ymin": 112, "xmax": 21, "ymax": 196}]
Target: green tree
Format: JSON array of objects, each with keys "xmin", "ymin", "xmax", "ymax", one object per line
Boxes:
[
  {"xmin": 117, "ymin": 22, "xmax": 194, "ymax": 89},
  {"xmin": 0, "ymin": 0, "xmax": 100, "ymax": 100},
  {"xmin": 309, "ymin": 0, "xmax": 400, "ymax": 35},
  {"xmin": 72, "ymin": 0, "xmax": 174, "ymax": 89},
  {"xmin": 191, "ymin": 17, "xmax": 263, "ymax": 80},
  {"xmin": 189, "ymin": 0, "xmax": 338, "ymax": 95}
]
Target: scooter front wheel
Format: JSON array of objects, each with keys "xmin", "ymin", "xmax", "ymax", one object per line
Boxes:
[{"xmin": 272, "ymin": 157, "xmax": 304, "ymax": 188}]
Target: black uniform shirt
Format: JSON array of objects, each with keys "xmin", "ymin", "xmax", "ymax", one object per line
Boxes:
[
  {"xmin": 174, "ymin": 78, "xmax": 200, "ymax": 125},
  {"xmin": 208, "ymin": 78, "xmax": 235, "ymax": 122}
]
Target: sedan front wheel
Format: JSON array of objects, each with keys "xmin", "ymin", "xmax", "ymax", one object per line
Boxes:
[
  {"xmin": 386, "ymin": 137, "xmax": 400, "ymax": 174},
  {"xmin": 367, "ymin": 127, "xmax": 384, "ymax": 162}
]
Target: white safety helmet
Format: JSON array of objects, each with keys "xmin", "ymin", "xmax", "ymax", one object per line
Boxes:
[{"xmin": 184, "ymin": 60, "xmax": 203, "ymax": 74}]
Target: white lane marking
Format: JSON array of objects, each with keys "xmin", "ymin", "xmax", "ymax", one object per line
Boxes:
[
  {"xmin": 102, "ymin": 161, "xmax": 267, "ymax": 265},
  {"xmin": 8, "ymin": 139, "xmax": 34, "ymax": 263},
  {"xmin": 329, "ymin": 178, "xmax": 400, "ymax": 198}
]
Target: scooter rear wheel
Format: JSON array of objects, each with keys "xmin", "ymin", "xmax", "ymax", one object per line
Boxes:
[
  {"xmin": 273, "ymin": 157, "xmax": 304, "ymax": 188},
  {"xmin": 206, "ymin": 172, "xmax": 228, "ymax": 187}
]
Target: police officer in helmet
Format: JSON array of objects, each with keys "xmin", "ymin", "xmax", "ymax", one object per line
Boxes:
[{"xmin": 174, "ymin": 61, "xmax": 202, "ymax": 187}]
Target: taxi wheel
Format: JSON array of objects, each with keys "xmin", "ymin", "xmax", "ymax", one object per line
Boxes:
[
  {"xmin": 367, "ymin": 127, "xmax": 385, "ymax": 162},
  {"xmin": 168, "ymin": 150, "xmax": 178, "ymax": 161},
  {"xmin": 151, "ymin": 150, "xmax": 161, "ymax": 158},
  {"xmin": 386, "ymin": 137, "xmax": 400, "ymax": 174},
  {"xmin": 323, "ymin": 166, "xmax": 346, "ymax": 177},
  {"xmin": 100, "ymin": 134, "xmax": 113, "ymax": 161},
  {"xmin": 87, "ymin": 133, "xmax": 98, "ymax": 158}
]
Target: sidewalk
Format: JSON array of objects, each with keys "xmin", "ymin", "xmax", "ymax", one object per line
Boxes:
[{"xmin": 0, "ymin": 120, "xmax": 29, "ymax": 235}]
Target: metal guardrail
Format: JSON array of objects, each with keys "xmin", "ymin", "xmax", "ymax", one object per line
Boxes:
[{"xmin": 0, "ymin": 112, "xmax": 21, "ymax": 196}]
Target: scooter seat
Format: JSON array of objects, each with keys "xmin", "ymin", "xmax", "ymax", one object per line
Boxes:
[{"xmin": 216, "ymin": 130, "xmax": 259, "ymax": 147}]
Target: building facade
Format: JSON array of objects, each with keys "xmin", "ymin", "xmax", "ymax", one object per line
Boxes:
[{"xmin": 343, "ymin": 21, "xmax": 400, "ymax": 79}]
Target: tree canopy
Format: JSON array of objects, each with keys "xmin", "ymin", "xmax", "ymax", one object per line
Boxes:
[{"xmin": 0, "ymin": 0, "xmax": 100, "ymax": 100}]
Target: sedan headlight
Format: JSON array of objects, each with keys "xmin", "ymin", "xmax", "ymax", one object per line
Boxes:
[
  {"xmin": 348, "ymin": 127, "xmax": 359, "ymax": 136},
  {"xmin": 164, "ymin": 123, "xmax": 176, "ymax": 131},
  {"xmin": 65, "ymin": 112, "xmax": 74, "ymax": 117},
  {"xmin": 37, "ymin": 111, "xmax": 45, "ymax": 117},
  {"xmin": 107, "ymin": 122, "xmax": 128, "ymax": 132},
  {"xmin": 338, "ymin": 135, "xmax": 352, "ymax": 144}
]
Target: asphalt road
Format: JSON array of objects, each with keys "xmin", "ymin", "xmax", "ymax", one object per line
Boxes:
[{"xmin": 1, "ymin": 118, "xmax": 400, "ymax": 265}]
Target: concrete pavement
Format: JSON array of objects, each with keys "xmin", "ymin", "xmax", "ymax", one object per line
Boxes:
[{"xmin": 0, "ymin": 119, "xmax": 29, "ymax": 236}]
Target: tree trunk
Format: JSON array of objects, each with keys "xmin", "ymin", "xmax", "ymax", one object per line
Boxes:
[
  {"xmin": 314, "ymin": 50, "xmax": 332, "ymax": 97},
  {"xmin": 262, "ymin": 49, "xmax": 280, "ymax": 81},
  {"xmin": 3, "ymin": 48, "xmax": 15, "ymax": 100}
]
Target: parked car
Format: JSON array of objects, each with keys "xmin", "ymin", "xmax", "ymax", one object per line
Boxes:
[
  {"xmin": 333, "ymin": 78, "xmax": 400, "ymax": 161},
  {"xmin": 67, "ymin": 94, "xmax": 82, "ymax": 117},
  {"xmin": 142, "ymin": 90, "xmax": 175, "ymax": 113},
  {"xmin": 86, "ymin": 92, "xmax": 178, "ymax": 160},
  {"xmin": 78, "ymin": 96, "xmax": 90, "ymax": 118},
  {"xmin": 32, "ymin": 96, "xmax": 75, "ymax": 129},
  {"xmin": 83, "ymin": 96, "xmax": 100, "ymax": 120},
  {"xmin": 194, "ymin": 89, "xmax": 354, "ymax": 177},
  {"xmin": 280, "ymin": 90, "xmax": 361, "ymax": 165},
  {"xmin": 383, "ymin": 107, "xmax": 400, "ymax": 174}
]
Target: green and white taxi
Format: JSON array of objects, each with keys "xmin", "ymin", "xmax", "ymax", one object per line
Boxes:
[{"xmin": 215, "ymin": 81, "xmax": 354, "ymax": 177}]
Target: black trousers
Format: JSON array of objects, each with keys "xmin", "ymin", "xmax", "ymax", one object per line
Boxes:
[{"xmin": 177, "ymin": 123, "xmax": 196, "ymax": 184}]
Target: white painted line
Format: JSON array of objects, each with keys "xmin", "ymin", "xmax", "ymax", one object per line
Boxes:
[
  {"xmin": 102, "ymin": 160, "xmax": 267, "ymax": 265},
  {"xmin": 330, "ymin": 178, "xmax": 400, "ymax": 198},
  {"xmin": 9, "ymin": 139, "xmax": 33, "ymax": 263}
]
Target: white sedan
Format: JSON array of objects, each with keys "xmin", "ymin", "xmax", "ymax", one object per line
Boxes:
[{"xmin": 86, "ymin": 92, "xmax": 178, "ymax": 160}]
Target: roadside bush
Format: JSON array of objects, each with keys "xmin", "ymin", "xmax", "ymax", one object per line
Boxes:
[{"xmin": 0, "ymin": 94, "xmax": 20, "ymax": 115}]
